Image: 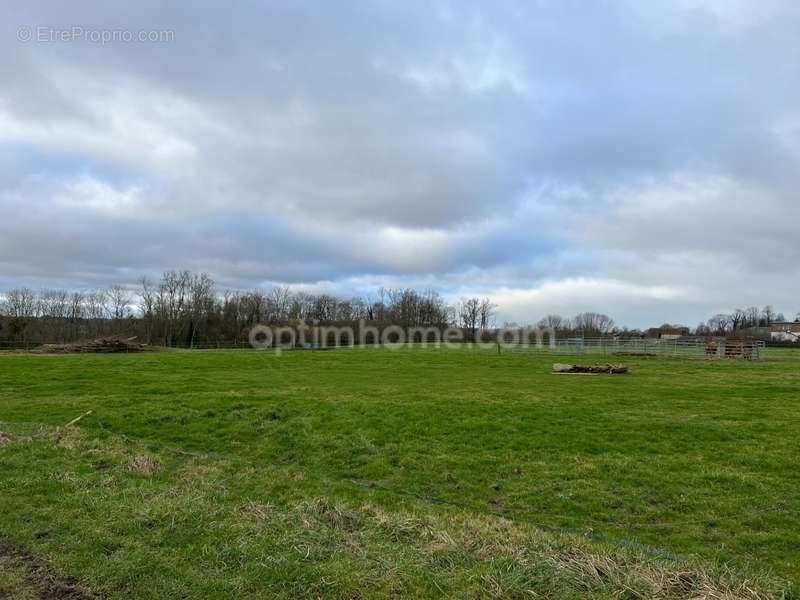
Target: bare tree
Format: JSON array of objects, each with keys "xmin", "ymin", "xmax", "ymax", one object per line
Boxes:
[
  {"xmin": 40, "ymin": 289, "xmax": 68, "ymax": 320},
  {"xmin": 744, "ymin": 306, "xmax": 760, "ymax": 329},
  {"xmin": 707, "ymin": 314, "xmax": 730, "ymax": 336},
  {"xmin": 1, "ymin": 288, "xmax": 38, "ymax": 341},
  {"xmin": 186, "ymin": 273, "xmax": 215, "ymax": 347},
  {"xmin": 573, "ymin": 312, "xmax": 615, "ymax": 336},
  {"xmin": 478, "ymin": 298, "xmax": 496, "ymax": 330},
  {"xmin": 155, "ymin": 270, "xmax": 191, "ymax": 346},
  {"xmin": 137, "ymin": 277, "xmax": 157, "ymax": 343},
  {"xmin": 84, "ymin": 290, "xmax": 108, "ymax": 336},
  {"xmin": 138, "ymin": 277, "xmax": 156, "ymax": 318},
  {"xmin": 107, "ymin": 285, "xmax": 132, "ymax": 320},
  {"xmin": 458, "ymin": 297, "xmax": 481, "ymax": 341},
  {"xmin": 729, "ymin": 309, "xmax": 746, "ymax": 332},
  {"xmin": 85, "ymin": 290, "xmax": 107, "ymax": 320},
  {"xmin": 67, "ymin": 291, "xmax": 85, "ymax": 340},
  {"xmin": 38, "ymin": 289, "xmax": 69, "ymax": 341},
  {"xmin": 537, "ymin": 314, "xmax": 564, "ymax": 330},
  {"xmin": 270, "ymin": 285, "xmax": 291, "ymax": 321}
]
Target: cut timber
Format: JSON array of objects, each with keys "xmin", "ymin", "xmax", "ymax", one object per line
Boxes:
[
  {"xmin": 34, "ymin": 336, "xmax": 148, "ymax": 354},
  {"xmin": 552, "ymin": 363, "xmax": 628, "ymax": 375}
]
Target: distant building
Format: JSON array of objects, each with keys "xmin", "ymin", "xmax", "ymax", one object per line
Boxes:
[
  {"xmin": 645, "ymin": 326, "xmax": 690, "ymax": 340},
  {"xmin": 769, "ymin": 321, "xmax": 800, "ymax": 342}
]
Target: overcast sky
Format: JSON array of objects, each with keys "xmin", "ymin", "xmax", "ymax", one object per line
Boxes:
[{"xmin": 2, "ymin": 1, "xmax": 798, "ymax": 327}]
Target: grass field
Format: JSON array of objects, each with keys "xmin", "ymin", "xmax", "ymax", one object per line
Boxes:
[{"xmin": 1, "ymin": 347, "xmax": 798, "ymax": 598}]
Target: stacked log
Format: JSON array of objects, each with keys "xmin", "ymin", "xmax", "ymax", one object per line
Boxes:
[
  {"xmin": 34, "ymin": 337, "xmax": 148, "ymax": 354},
  {"xmin": 552, "ymin": 363, "xmax": 627, "ymax": 374}
]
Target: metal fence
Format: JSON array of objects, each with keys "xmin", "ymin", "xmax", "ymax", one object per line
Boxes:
[
  {"xmin": 0, "ymin": 340, "xmax": 258, "ymax": 353},
  {"xmin": 0, "ymin": 337, "xmax": 767, "ymax": 359},
  {"xmin": 506, "ymin": 337, "xmax": 766, "ymax": 359}
]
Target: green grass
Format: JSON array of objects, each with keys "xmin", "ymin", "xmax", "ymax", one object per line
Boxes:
[{"xmin": 0, "ymin": 347, "xmax": 798, "ymax": 598}]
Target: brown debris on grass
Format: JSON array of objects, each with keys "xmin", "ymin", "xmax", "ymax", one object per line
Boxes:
[
  {"xmin": 0, "ymin": 431, "xmax": 13, "ymax": 446},
  {"xmin": 552, "ymin": 363, "xmax": 628, "ymax": 374}
]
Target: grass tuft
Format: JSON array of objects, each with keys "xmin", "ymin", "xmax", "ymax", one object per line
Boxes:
[
  {"xmin": 125, "ymin": 455, "xmax": 162, "ymax": 477},
  {"xmin": 298, "ymin": 498, "xmax": 364, "ymax": 532}
]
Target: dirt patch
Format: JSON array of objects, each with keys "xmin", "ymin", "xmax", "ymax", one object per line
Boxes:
[
  {"xmin": 0, "ymin": 432, "xmax": 13, "ymax": 447},
  {"xmin": 0, "ymin": 542, "xmax": 96, "ymax": 599}
]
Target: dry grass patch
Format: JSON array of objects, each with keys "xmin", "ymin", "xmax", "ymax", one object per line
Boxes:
[
  {"xmin": 363, "ymin": 504, "xmax": 432, "ymax": 541},
  {"xmin": 52, "ymin": 426, "xmax": 94, "ymax": 451},
  {"xmin": 554, "ymin": 548, "xmax": 775, "ymax": 600},
  {"xmin": 297, "ymin": 498, "xmax": 364, "ymax": 532},
  {"xmin": 125, "ymin": 455, "xmax": 162, "ymax": 477},
  {"xmin": 239, "ymin": 499, "xmax": 276, "ymax": 521},
  {"xmin": 285, "ymin": 498, "xmax": 784, "ymax": 599}
]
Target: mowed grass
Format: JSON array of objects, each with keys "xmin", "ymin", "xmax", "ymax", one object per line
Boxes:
[{"xmin": 0, "ymin": 346, "xmax": 798, "ymax": 598}]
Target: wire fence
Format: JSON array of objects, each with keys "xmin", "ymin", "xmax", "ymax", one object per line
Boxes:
[
  {"xmin": 0, "ymin": 341, "xmax": 260, "ymax": 352},
  {"xmin": 0, "ymin": 336, "xmax": 767, "ymax": 359},
  {"xmin": 505, "ymin": 337, "xmax": 767, "ymax": 359}
]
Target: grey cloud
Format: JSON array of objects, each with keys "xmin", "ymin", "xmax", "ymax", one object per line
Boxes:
[{"xmin": 1, "ymin": 1, "xmax": 799, "ymax": 326}]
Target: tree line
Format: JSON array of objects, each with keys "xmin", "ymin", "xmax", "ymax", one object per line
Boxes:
[
  {"xmin": 2, "ymin": 271, "xmax": 796, "ymax": 346},
  {"xmin": 529, "ymin": 305, "xmax": 798, "ymax": 340},
  {"xmin": 0, "ymin": 270, "xmax": 496, "ymax": 346},
  {"xmin": 696, "ymin": 306, "xmax": 794, "ymax": 336}
]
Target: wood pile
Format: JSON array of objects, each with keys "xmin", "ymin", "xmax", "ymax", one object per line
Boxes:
[
  {"xmin": 34, "ymin": 337, "xmax": 149, "ymax": 354},
  {"xmin": 552, "ymin": 363, "xmax": 628, "ymax": 374}
]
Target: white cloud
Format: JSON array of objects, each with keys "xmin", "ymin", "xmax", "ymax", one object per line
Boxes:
[
  {"xmin": 54, "ymin": 176, "xmax": 143, "ymax": 214},
  {"xmin": 489, "ymin": 278, "xmax": 695, "ymax": 326},
  {"xmin": 0, "ymin": 1, "xmax": 798, "ymax": 327}
]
